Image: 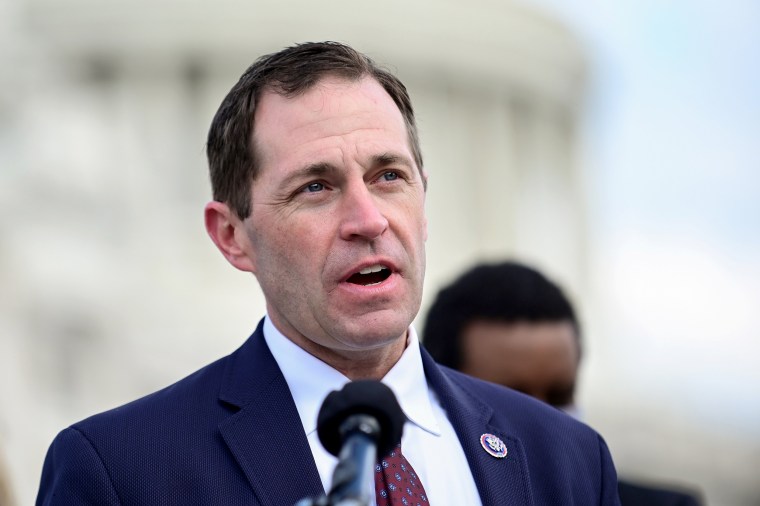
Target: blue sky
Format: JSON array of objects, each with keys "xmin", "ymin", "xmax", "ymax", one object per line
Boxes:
[
  {"xmin": 526, "ymin": 0, "xmax": 760, "ymax": 434},
  {"xmin": 539, "ymin": 0, "xmax": 760, "ymax": 246}
]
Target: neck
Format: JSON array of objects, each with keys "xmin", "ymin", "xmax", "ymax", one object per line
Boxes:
[{"xmin": 292, "ymin": 332, "xmax": 408, "ymax": 381}]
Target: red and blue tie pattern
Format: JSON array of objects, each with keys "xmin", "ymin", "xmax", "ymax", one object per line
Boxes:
[{"xmin": 374, "ymin": 444, "xmax": 429, "ymax": 506}]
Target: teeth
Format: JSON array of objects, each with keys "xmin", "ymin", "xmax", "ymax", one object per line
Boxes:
[{"xmin": 358, "ymin": 264, "xmax": 386, "ymax": 275}]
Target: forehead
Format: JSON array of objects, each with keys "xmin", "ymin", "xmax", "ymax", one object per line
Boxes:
[
  {"xmin": 251, "ymin": 76, "xmax": 411, "ymax": 170},
  {"xmin": 463, "ymin": 320, "xmax": 579, "ymax": 370}
]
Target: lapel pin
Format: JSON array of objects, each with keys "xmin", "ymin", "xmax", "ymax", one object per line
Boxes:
[{"xmin": 480, "ymin": 433, "xmax": 507, "ymax": 458}]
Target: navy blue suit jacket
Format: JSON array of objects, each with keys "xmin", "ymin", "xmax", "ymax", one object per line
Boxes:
[{"xmin": 38, "ymin": 320, "xmax": 621, "ymax": 505}]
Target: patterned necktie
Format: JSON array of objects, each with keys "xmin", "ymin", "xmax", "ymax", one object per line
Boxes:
[{"xmin": 374, "ymin": 444, "xmax": 429, "ymax": 505}]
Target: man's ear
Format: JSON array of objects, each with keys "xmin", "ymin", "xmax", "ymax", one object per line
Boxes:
[{"xmin": 204, "ymin": 201, "xmax": 256, "ymax": 273}]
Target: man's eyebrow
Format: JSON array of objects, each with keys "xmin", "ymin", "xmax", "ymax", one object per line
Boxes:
[
  {"xmin": 279, "ymin": 162, "xmax": 338, "ymax": 189},
  {"xmin": 371, "ymin": 152, "xmax": 414, "ymax": 168},
  {"xmin": 278, "ymin": 153, "xmax": 413, "ymax": 189}
]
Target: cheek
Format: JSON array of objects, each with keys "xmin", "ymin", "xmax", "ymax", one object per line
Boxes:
[
  {"xmin": 398, "ymin": 199, "xmax": 427, "ymax": 243},
  {"xmin": 265, "ymin": 218, "xmax": 326, "ymax": 271},
  {"xmin": 250, "ymin": 219, "xmax": 292, "ymax": 269}
]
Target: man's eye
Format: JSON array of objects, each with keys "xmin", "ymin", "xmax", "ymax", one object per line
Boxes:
[
  {"xmin": 381, "ymin": 171, "xmax": 399, "ymax": 182},
  {"xmin": 303, "ymin": 182, "xmax": 324, "ymax": 193}
]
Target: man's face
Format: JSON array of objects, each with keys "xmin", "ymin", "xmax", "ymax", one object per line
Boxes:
[
  {"xmin": 460, "ymin": 320, "xmax": 579, "ymax": 407},
  {"xmin": 242, "ymin": 76, "xmax": 427, "ymax": 368}
]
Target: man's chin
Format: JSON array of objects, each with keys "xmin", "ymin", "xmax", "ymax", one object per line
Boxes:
[{"xmin": 332, "ymin": 319, "xmax": 410, "ymax": 351}]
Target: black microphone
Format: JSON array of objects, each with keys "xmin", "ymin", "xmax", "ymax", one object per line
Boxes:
[{"xmin": 312, "ymin": 380, "xmax": 406, "ymax": 506}]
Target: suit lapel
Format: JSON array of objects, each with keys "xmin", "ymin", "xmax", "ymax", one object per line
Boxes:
[
  {"xmin": 215, "ymin": 325, "xmax": 534, "ymax": 505},
  {"xmin": 217, "ymin": 322, "xmax": 324, "ymax": 506},
  {"xmin": 421, "ymin": 348, "xmax": 535, "ymax": 505}
]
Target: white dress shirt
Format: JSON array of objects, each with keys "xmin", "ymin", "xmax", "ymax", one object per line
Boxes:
[{"xmin": 263, "ymin": 316, "xmax": 482, "ymax": 505}]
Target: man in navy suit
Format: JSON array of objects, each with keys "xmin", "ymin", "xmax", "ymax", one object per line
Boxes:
[{"xmin": 38, "ymin": 42, "xmax": 621, "ymax": 505}]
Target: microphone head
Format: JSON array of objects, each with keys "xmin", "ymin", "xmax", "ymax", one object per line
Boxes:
[{"xmin": 317, "ymin": 380, "xmax": 405, "ymax": 458}]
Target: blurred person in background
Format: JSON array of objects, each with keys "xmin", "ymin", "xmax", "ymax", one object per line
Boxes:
[
  {"xmin": 35, "ymin": 43, "xmax": 620, "ymax": 505},
  {"xmin": 423, "ymin": 260, "xmax": 703, "ymax": 506}
]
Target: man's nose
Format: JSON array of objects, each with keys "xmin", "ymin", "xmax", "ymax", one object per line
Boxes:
[{"xmin": 338, "ymin": 184, "xmax": 389, "ymax": 241}]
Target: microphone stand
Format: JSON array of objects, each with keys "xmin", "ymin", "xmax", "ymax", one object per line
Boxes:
[{"xmin": 296, "ymin": 415, "xmax": 380, "ymax": 506}]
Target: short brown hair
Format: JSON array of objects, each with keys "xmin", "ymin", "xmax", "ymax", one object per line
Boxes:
[{"xmin": 206, "ymin": 41, "xmax": 424, "ymax": 219}]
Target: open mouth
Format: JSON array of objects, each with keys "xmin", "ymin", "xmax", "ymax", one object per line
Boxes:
[{"xmin": 346, "ymin": 264, "xmax": 392, "ymax": 286}]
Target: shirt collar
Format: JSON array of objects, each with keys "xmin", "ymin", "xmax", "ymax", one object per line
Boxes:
[
  {"xmin": 263, "ymin": 315, "xmax": 441, "ymax": 437},
  {"xmin": 383, "ymin": 325, "xmax": 441, "ymax": 437}
]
